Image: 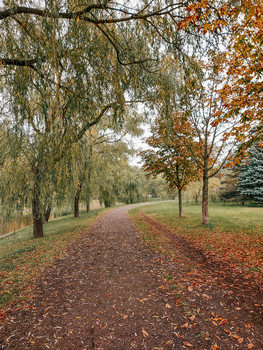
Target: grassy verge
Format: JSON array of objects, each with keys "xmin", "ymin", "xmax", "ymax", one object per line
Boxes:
[
  {"xmin": 129, "ymin": 202, "xmax": 263, "ymax": 277},
  {"xmin": 0, "ymin": 209, "xmax": 105, "ymax": 309}
]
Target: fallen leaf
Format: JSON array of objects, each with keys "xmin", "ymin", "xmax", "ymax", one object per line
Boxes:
[
  {"xmin": 183, "ymin": 341, "xmax": 193, "ymax": 347},
  {"xmin": 238, "ymin": 338, "xmax": 243, "ymax": 344},
  {"xmin": 202, "ymin": 293, "xmax": 211, "ymax": 299},
  {"xmin": 245, "ymin": 323, "xmax": 251, "ymax": 328},
  {"xmin": 181, "ymin": 322, "xmax": 189, "ymax": 328},
  {"xmin": 142, "ymin": 329, "xmax": 149, "ymax": 337},
  {"xmin": 140, "ymin": 298, "xmax": 148, "ymax": 303},
  {"xmin": 247, "ymin": 344, "xmax": 254, "ymax": 349},
  {"xmin": 211, "ymin": 346, "xmax": 219, "ymax": 350},
  {"xmin": 218, "ymin": 318, "xmax": 228, "ymax": 325},
  {"xmin": 190, "ymin": 315, "xmax": 195, "ymax": 321},
  {"xmin": 165, "ymin": 303, "xmax": 172, "ymax": 309},
  {"xmin": 123, "ymin": 315, "xmax": 128, "ymax": 319},
  {"xmin": 231, "ymin": 334, "xmax": 239, "ymax": 340},
  {"xmin": 188, "ymin": 286, "xmax": 193, "ymax": 292}
]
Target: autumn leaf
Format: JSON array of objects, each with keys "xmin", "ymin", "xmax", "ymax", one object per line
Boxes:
[
  {"xmin": 202, "ymin": 293, "xmax": 211, "ymax": 299},
  {"xmin": 142, "ymin": 329, "xmax": 149, "ymax": 337},
  {"xmin": 181, "ymin": 323, "xmax": 189, "ymax": 328},
  {"xmin": 183, "ymin": 341, "xmax": 193, "ymax": 347}
]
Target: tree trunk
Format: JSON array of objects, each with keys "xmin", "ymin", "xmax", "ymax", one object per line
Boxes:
[
  {"xmin": 86, "ymin": 198, "xmax": 90, "ymax": 213},
  {"xmin": 32, "ymin": 167, "xmax": 44, "ymax": 238},
  {"xmin": 74, "ymin": 182, "xmax": 82, "ymax": 218},
  {"xmin": 202, "ymin": 171, "xmax": 209, "ymax": 225},
  {"xmin": 44, "ymin": 206, "xmax": 52, "ymax": 222},
  {"xmin": 178, "ymin": 188, "xmax": 183, "ymax": 218}
]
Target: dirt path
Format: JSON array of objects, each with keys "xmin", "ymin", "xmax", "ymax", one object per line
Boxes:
[{"xmin": 0, "ymin": 205, "xmax": 262, "ymax": 349}]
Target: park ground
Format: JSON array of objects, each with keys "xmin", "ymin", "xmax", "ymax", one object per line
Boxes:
[{"xmin": 0, "ymin": 202, "xmax": 262, "ymax": 349}]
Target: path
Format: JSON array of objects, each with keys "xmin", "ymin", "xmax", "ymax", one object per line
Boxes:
[
  {"xmin": 0, "ymin": 205, "xmax": 262, "ymax": 349},
  {"xmin": 0, "ymin": 206, "xmax": 189, "ymax": 349}
]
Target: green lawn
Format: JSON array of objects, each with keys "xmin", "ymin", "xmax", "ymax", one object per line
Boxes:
[
  {"xmin": 140, "ymin": 201, "xmax": 263, "ymax": 233},
  {"xmin": 0, "ymin": 209, "xmax": 105, "ymax": 309}
]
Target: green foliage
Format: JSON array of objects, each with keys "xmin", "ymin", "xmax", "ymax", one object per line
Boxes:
[
  {"xmin": 238, "ymin": 145, "xmax": 263, "ymax": 205},
  {"xmin": 141, "ymin": 114, "xmax": 200, "ymax": 191}
]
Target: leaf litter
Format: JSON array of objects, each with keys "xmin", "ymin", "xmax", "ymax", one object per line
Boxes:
[{"xmin": 0, "ymin": 205, "xmax": 262, "ymax": 349}]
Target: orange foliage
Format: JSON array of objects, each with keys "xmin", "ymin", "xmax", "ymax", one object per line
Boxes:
[{"xmin": 178, "ymin": 1, "xmax": 263, "ymax": 147}]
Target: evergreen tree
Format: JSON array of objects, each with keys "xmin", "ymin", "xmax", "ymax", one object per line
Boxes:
[
  {"xmin": 238, "ymin": 145, "xmax": 263, "ymax": 205},
  {"xmin": 219, "ymin": 166, "xmax": 242, "ymax": 203}
]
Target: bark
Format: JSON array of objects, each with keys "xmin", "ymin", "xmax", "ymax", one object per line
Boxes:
[
  {"xmin": 44, "ymin": 206, "xmax": 52, "ymax": 222},
  {"xmin": 32, "ymin": 167, "xmax": 44, "ymax": 238},
  {"xmin": 86, "ymin": 199, "xmax": 90, "ymax": 213},
  {"xmin": 74, "ymin": 182, "xmax": 82, "ymax": 218},
  {"xmin": 202, "ymin": 170, "xmax": 209, "ymax": 225},
  {"xmin": 178, "ymin": 188, "xmax": 183, "ymax": 218}
]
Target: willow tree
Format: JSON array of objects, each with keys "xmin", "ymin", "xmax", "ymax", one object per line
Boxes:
[{"xmin": 0, "ymin": 2, "xmax": 169, "ymax": 237}]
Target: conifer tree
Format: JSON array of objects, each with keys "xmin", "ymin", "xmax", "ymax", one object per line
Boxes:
[{"xmin": 238, "ymin": 145, "xmax": 263, "ymax": 205}]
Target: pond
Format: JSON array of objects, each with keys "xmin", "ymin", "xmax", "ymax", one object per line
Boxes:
[{"xmin": 0, "ymin": 214, "xmax": 33, "ymax": 236}]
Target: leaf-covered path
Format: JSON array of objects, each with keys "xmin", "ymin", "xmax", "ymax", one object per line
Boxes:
[{"xmin": 0, "ymin": 205, "xmax": 262, "ymax": 349}]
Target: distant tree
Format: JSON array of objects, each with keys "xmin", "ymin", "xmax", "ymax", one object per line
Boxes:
[
  {"xmin": 219, "ymin": 166, "xmax": 242, "ymax": 204},
  {"xmin": 141, "ymin": 114, "xmax": 200, "ymax": 218},
  {"xmin": 155, "ymin": 56, "xmax": 237, "ymax": 224},
  {"xmin": 238, "ymin": 144, "xmax": 263, "ymax": 206}
]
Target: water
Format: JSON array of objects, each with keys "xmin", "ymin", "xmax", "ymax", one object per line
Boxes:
[{"xmin": 0, "ymin": 214, "xmax": 33, "ymax": 236}]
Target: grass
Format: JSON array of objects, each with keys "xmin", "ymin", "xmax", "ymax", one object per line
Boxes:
[
  {"xmin": 140, "ymin": 201, "xmax": 263, "ymax": 233},
  {"xmin": 0, "ymin": 208, "xmax": 105, "ymax": 309},
  {"xmin": 129, "ymin": 201, "xmax": 263, "ymax": 277}
]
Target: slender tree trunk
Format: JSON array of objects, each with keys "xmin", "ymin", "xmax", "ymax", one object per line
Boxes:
[
  {"xmin": 202, "ymin": 170, "xmax": 209, "ymax": 225},
  {"xmin": 86, "ymin": 198, "xmax": 90, "ymax": 213},
  {"xmin": 32, "ymin": 167, "xmax": 44, "ymax": 238},
  {"xmin": 44, "ymin": 206, "xmax": 52, "ymax": 222},
  {"xmin": 74, "ymin": 182, "xmax": 82, "ymax": 218},
  {"xmin": 86, "ymin": 166, "xmax": 92, "ymax": 213},
  {"xmin": 178, "ymin": 188, "xmax": 183, "ymax": 218}
]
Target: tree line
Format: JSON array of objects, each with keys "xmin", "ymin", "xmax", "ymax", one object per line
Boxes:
[{"xmin": 0, "ymin": 1, "xmax": 262, "ymax": 235}]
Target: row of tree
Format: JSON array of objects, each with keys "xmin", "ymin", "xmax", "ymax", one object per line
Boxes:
[
  {"xmin": 0, "ymin": 117, "xmax": 173, "ymax": 235},
  {"xmin": 0, "ymin": 1, "xmax": 262, "ymax": 233}
]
